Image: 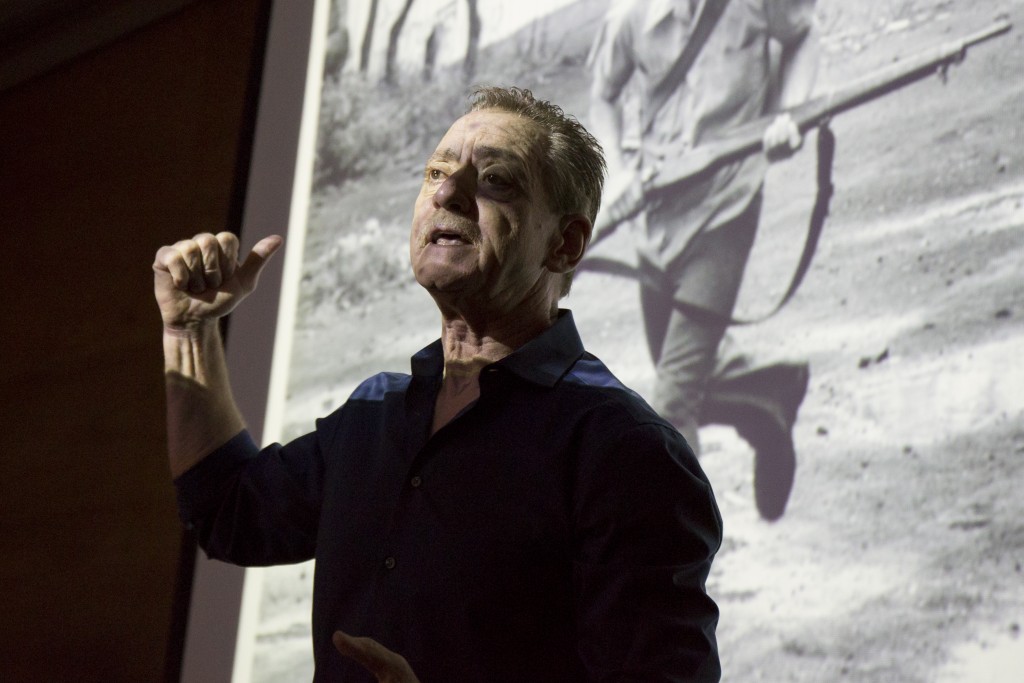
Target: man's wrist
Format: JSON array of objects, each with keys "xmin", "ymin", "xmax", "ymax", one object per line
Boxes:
[
  {"xmin": 162, "ymin": 319, "xmax": 223, "ymax": 377},
  {"xmin": 162, "ymin": 318, "xmax": 219, "ymax": 340}
]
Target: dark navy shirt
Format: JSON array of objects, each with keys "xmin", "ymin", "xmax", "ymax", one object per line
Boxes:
[{"xmin": 176, "ymin": 311, "xmax": 723, "ymax": 682}]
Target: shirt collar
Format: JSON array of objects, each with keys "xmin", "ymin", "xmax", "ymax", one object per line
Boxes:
[
  {"xmin": 493, "ymin": 309, "xmax": 585, "ymax": 387},
  {"xmin": 410, "ymin": 338, "xmax": 445, "ymax": 378},
  {"xmin": 409, "ymin": 309, "xmax": 585, "ymax": 388}
]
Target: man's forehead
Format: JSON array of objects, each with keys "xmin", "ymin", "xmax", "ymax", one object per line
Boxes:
[
  {"xmin": 429, "ymin": 144, "xmax": 521, "ymax": 165},
  {"xmin": 431, "ymin": 110, "xmax": 542, "ymax": 163}
]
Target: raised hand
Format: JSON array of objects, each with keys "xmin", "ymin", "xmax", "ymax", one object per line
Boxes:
[
  {"xmin": 332, "ymin": 631, "xmax": 421, "ymax": 683},
  {"xmin": 153, "ymin": 232, "xmax": 282, "ymax": 331}
]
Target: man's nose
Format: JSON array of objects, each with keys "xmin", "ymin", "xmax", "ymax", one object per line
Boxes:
[{"xmin": 433, "ymin": 168, "xmax": 475, "ymax": 216}]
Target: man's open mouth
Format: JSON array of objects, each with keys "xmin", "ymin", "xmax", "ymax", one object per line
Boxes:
[{"xmin": 430, "ymin": 230, "xmax": 471, "ymax": 246}]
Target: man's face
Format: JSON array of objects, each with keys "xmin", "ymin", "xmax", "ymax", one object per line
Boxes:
[{"xmin": 410, "ymin": 110, "xmax": 562, "ymax": 314}]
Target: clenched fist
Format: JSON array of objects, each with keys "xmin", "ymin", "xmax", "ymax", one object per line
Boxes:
[
  {"xmin": 762, "ymin": 112, "xmax": 803, "ymax": 162},
  {"xmin": 153, "ymin": 232, "xmax": 282, "ymax": 331}
]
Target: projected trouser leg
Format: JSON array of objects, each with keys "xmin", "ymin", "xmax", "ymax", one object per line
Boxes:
[{"xmin": 641, "ymin": 192, "xmax": 807, "ymax": 519}]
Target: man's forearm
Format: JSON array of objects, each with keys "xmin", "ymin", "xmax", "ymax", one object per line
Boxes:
[
  {"xmin": 778, "ymin": 23, "xmax": 820, "ymax": 109},
  {"xmin": 163, "ymin": 320, "xmax": 245, "ymax": 478},
  {"xmin": 152, "ymin": 232, "xmax": 281, "ymax": 477}
]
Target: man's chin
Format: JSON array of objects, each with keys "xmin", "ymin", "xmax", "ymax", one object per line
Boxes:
[{"xmin": 413, "ymin": 266, "xmax": 479, "ymax": 296}]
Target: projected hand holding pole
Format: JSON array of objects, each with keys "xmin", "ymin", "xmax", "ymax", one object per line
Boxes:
[{"xmin": 762, "ymin": 112, "xmax": 803, "ymax": 161}]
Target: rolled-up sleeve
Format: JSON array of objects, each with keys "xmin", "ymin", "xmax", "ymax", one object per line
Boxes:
[
  {"xmin": 573, "ymin": 421, "xmax": 723, "ymax": 682},
  {"xmin": 589, "ymin": 6, "xmax": 641, "ymax": 103},
  {"xmin": 765, "ymin": 0, "xmax": 816, "ymax": 46}
]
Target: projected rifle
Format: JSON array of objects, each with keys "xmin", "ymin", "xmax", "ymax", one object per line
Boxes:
[{"xmin": 591, "ymin": 17, "xmax": 1013, "ymax": 246}]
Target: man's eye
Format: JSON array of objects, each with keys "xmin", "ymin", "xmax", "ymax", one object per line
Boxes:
[
  {"xmin": 483, "ymin": 173, "xmax": 510, "ymax": 188},
  {"xmin": 426, "ymin": 168, "xmax": 446, "ymax": 182}
]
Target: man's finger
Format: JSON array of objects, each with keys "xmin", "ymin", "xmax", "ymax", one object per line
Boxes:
[
  {"xmin": 194, "ymin": 233, "xmax": 223, "ymax": 289},
  {"xmin": 176, "ymin": 240, "xmax": 207, "ymax": 294},
  {"xmin": 235, "ymin": 235, "xmax": 284, "ymax": 293},
  {"xmin": 332, "ymin": 631, "xmax": 385, "ymax": 674},
  {"xmin": 216, "ymin": 232, "xmax": 240, "ymax": 281},
  {"xmin": 153, "ymin": 246, "xmax": 189, "ymax": 290},
  {"xmin": 332, "ymin": 630, "xmax": 419, "ymax": 682}
]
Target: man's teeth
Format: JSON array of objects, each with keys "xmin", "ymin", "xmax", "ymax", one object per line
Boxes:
[{"xmin": 434, "ymin": 234, "xmax": 466, "ymax": 245}]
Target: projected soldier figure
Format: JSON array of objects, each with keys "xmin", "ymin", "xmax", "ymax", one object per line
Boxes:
[{"xmin": 588, "ymin": 0, "xmax": 822, "ymax": 520}]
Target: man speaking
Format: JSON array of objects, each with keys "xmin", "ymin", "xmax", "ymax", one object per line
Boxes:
[{"xmin": 154, "ymin": 86, "xmax": 723, "ymax": 682}]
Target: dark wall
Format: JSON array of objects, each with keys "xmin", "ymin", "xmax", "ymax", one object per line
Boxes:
[{"xmin": 0, "ymin": 1, "xmax": 265, "ymax": 680}]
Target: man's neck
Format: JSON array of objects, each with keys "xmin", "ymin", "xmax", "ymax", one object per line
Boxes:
[
  {"xmin": 429, "ymin": 305, "xmax": 557, "ymax": 435},
  {"xmin": 437, "ymin": 306, "xmax": 554, "ymax": 368}
]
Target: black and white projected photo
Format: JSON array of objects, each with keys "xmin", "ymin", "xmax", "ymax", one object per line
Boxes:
[{"xmin": 247, "ymin": 0, "xmax": 1024, "ymax": 680}]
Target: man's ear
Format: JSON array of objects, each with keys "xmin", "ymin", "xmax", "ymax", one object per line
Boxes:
[{"xmin": 545, "ymin": 214, "xmax": 592, "ymax": 273}]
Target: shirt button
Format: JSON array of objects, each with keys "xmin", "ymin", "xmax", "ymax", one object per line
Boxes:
[
  {"xmin": 410, "ymin": 475, "xmax": 422, "ymax": 488},
  {"xmin": 384, "ymin": 556, "xmax": 396, "ymax": 570}
]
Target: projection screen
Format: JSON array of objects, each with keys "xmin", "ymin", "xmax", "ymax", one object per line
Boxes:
[{"xmin": 182, "ymin": 0, "xmax": 1024, "ymax": 680}]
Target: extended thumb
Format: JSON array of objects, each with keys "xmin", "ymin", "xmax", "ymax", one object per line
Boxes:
[{"xmin": 236, "ymin": 235, "xmax": 284, "ymax": 291}]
